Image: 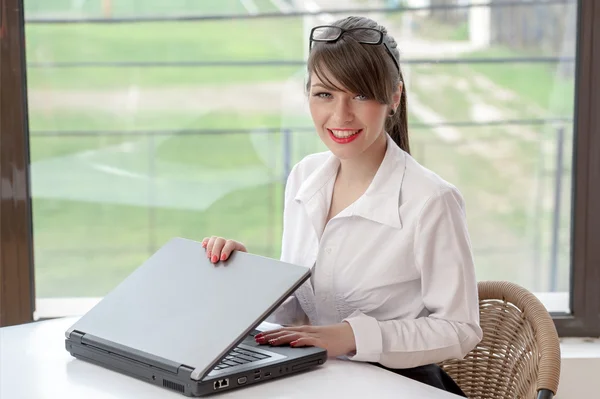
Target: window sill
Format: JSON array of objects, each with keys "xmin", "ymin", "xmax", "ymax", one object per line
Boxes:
[
  {"xmin": 560, "ymin": 336, "xmax": 600, "ymax": 358},
  {"xmin": 35, "ymin": 292, "xmax": 573, "ymax": 319},
  {"xmin": 558, "ymin": 338, "xmax": 600, "ymax": 398}
]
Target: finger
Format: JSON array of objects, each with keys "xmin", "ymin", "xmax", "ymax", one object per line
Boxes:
[
  {"xmin": 235, "ymin": 241, "xmax": 248, "ymax": 253},
  {"xmin": 205, "ymin": 236, "xmax": 217, "ymax": 260},
  {"xmin": 255, "ymin": 331, "xmax": 284, "ymax": 344},
  {"xmin": 255, "ymin": 325, "xmax": 310, "ymax": 340},
  {"xmin": 254, "ymin": 329, "xmax": 279, "ymax": 339},
  {"xmin": 220, "ymin": 240, "xmax": 238, "ymax": 261},
  {"xmin": 267, "ymin": 333, "xmax": 303, "ymax": 346},
  {"xmin": 201, "ymin": 237, "xmax": 209, "ymax": 248},
  {"xmin": 255, "ymin": 330, "xmax": 295, "ymax": 343},
  {"xmin": 273, "ymin": 325, "xmax": 312, "ymax": 333},
  {"xmin": 289, "ymin": 337, "xmax": 319, "ymax": 348},
  {"xmin": 210, "ymin": 238, "xmax": 227, "ymax": 263}
]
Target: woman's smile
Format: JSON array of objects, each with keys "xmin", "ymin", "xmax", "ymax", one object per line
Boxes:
[{"xmin": 328, "ymin": 128, "xmax": 364, "ymax": 144}]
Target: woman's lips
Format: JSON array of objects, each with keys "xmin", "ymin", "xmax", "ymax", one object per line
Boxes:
[{"xmin": 328, "ymin": 128, "xmax": 363, "ymax": 144}]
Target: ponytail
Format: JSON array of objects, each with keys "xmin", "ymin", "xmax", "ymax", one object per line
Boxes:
[{"xmin": 386, "ymin": 71, "xmax": 410, "ymax": 154}]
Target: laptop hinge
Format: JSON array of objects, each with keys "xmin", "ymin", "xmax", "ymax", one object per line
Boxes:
[
  {"xmin": 178, "ymin": 364, "xmax": 194, "ymax": 377},
  {"xmin": 80, "ymin": 333, "xmax": 182, "ymax": 374},
  {"xmin": 69, "ymin": 330, "xmax": 85, "ymax": 345}
]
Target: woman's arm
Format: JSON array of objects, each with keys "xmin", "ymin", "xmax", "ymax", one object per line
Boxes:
[{"xmin": 343, "ymin": 187, "xmax": 482, "ymax": 369}]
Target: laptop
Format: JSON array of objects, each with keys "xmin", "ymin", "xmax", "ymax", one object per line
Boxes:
[{"xmin": 64, "ymin": 237, "xmax": 327, "ymax": 396}]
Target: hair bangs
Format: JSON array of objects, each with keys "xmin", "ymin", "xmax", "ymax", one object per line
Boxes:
[{"xmin": 308, "ymin": 39, "xmax": 392, "ymax": 104}]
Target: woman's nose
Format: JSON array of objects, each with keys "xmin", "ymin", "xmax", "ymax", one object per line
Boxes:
[{"xmin": 333, "ymin": 100, "xmax": 354, "ymax": 123}]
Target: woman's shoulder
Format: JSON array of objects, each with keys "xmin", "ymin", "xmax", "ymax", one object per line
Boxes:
[{"xmin": 401, "ymin": 152, "xmax": 464, "ymax": 204}]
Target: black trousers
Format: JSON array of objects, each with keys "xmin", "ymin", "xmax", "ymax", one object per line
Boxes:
[{"xmin": 371, "ymin": 363, "xmax": 467, "ymax": 397}]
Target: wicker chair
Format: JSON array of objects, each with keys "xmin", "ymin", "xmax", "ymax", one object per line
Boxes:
[{"xmin": 439, "ymin": 281, "xmax": 561, "ymax": 399}]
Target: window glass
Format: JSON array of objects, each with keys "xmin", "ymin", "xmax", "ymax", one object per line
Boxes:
[{"xmin": 26, "ymin": 0, "xmax": 577, "ymax": 316}]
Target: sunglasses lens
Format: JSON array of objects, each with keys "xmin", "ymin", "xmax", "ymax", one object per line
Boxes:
[
  {"xmin": 352, "ymin": 28, "xmax": 382, "ymax": 44},
  {"xmin": 312, "ymin": 26, "xmax": 342, "ymax": 41}
]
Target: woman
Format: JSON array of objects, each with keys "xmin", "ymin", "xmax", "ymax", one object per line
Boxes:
[{"xmin": 202, "ymin": 16, "xmax": 482, "ymax": 396}]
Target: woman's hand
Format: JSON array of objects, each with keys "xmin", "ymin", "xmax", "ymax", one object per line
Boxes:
[
  {"xmin": 202, "ymin": 236, "xmax": 247, "ymax": 263},
  {"xmin": 255, "ymin": 323, "xmax": 356, "ymax": 358}
]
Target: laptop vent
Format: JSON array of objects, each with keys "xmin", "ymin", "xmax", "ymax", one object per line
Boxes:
[{"xmin": 163, "ymin": 379, "xmax": 185, "ymax": 393}]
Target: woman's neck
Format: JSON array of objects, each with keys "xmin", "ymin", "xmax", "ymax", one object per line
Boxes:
[{"xmin": 337, "ymin": 132, "xmax": 387, "ymax": 187}]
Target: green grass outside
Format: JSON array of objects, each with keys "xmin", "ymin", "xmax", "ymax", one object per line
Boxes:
[
  {"xmin": 388, "ymin": 15, "xmax": 469, "ymax": 42},
  {"xmin": 25, "ymin": 0, "xmax": 277, "ymax": 17},
  {"xmin": 26, "ymin": 13, "xmax": 304, "ymax": 89},
  {"xmin": 410, "ymin": 48, "xmax": 574, "ymax": 120},
  {"xmin": 28, "ymin": 65, "xmax": 304, "ymax": 89},
  {"xmin": 27, "ymin": 19, "xmax": 302, "ymax": 62},
  {"xmin": 30, "ymin": 110, "xmax": 285, "ymax": 167},
  {"xmin": 461, "ymin": 46, "xmax": 575, "ymax": 117},
  {"xmin": 30, "ymin": 107, "xmax": 316, "ymax": 297},
  {"xmin": 34, "ymin": 182, "xmax": 285, "ymax": 297}
]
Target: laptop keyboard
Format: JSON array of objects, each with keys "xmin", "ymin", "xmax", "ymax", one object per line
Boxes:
[{"xmin": 213, "ymin": 330, "xmax": 272, "ymax": 371}]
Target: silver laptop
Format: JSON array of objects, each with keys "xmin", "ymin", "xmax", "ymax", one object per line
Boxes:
[{"xmin": 65, "ymin": 237, "xmax": 327, "ymax": 396}]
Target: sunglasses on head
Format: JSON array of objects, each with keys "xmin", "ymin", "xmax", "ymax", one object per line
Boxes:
[{"xmin": 309, "ymin": 25, "xmax": 401, "ymax": 72}]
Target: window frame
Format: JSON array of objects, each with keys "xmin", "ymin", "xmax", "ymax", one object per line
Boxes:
[
  {"xmin": 0, "ymin": 0, "xmax": 599, "ymax": 334},
  {"xmin": 552, "ymin": 0, "xmax": 600, "ymax": 337},
  {"xmin": 0, "ymin": 0, "xmax": 35, "ymax": 327}
]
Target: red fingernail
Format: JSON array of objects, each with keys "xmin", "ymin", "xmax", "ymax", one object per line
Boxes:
[
  {"xmin": 255, "ymin": 333, "xmax": 263, "ymax": 338},
  {"xmin": 202, "ymin": 242, "xmax": 207, "ymax": 248},
  {"xmin": 211, "ymin": 255, "xmax": 218, "ymax": 263},
  {"xmin": 256, "ymin": 337, "xmax": 266, "ymax": 344},
  {"xmin": 221, "ymin": 253, "xmax": 227, "ymax": 261},
  {"xmin": 290, "ymin": 341, "xmax": 298, "ymax": 346}
]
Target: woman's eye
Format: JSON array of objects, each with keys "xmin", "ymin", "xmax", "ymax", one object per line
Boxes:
[
  {"xmin": 314, "ymin": 92, "xmax": 332, "ymax": 99},
  {"xmin": 355, "ymin": 94, "xmax": 368, "ymax": 100}
]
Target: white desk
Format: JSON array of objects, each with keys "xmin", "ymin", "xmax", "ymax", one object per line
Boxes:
[{"xmin": 1, "ymin": 317, "xmax": 459, "ymax": 398}]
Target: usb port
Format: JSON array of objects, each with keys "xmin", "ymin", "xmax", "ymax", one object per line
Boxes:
[{"xmin": 264, "ymin": 372, "xmax": 271, "ymax": 377}]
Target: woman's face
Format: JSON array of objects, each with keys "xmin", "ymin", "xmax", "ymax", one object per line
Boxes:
[{"xmin": 308, "ymin": 71, "xmax": 393, "ymax": 160}]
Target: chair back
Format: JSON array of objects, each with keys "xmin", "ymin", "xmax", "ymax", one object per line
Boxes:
[{"xmin": 440, "ymin": 281, "xmax": 561, "ymax": 398}]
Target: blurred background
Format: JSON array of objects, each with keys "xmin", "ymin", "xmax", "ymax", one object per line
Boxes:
[{"xmin": 24, "ymin": 0, "xmax": 577, "ymax": 317}]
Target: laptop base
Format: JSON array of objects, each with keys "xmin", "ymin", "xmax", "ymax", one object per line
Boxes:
[{"xmin": 66, "ymin": 339, "xmax": 326, "ymax": 397}]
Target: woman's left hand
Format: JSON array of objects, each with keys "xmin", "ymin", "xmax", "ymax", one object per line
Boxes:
[{"xmin": 255, "ymin": 323, "xmax": 356, "ymax": 358}]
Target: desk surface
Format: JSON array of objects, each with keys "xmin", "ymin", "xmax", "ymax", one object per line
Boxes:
[{"xmin": 1, "ymin": 317, "xmax": 459, "ymax": 398}]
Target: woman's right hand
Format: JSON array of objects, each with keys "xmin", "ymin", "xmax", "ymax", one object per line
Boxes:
[{"xmin": 202, "ymin": 236, "xmax": 247, "ymax": 263}]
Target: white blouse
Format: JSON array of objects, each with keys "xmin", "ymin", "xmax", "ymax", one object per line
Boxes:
[{"xmin": 267, "ymin": 133, "xmax": 483, "ymax": 369}]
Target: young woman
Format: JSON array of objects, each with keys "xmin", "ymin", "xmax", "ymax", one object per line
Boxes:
[{"xmin": 202, "ymin": 16, "xmax": 482, "ymax": 395}]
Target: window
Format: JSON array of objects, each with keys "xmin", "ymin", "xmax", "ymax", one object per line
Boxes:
[{"xmin": 1, "ymin": 0, "xmax": 598, "ymax": 336}]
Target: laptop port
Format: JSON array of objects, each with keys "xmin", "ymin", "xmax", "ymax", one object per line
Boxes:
[
  {"xmin": 237, "ymin": 377, "xmax": 247, "ymax": 385},
  {"xmin": 213, "ymin": 378, "xmax": 229, "ymax": 390},
  {"xmin": 264, "ymin": 372, "xmax": 271, "ymax": 377}
]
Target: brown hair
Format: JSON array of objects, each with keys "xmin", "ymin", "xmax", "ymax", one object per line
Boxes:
[{"xmin": 306, "ymin": 16, "xmax": 410, "ymax": 154}]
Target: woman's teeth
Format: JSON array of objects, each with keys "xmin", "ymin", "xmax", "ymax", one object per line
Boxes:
[{"xmin": 330, "ymin": 129, "xmax": 361, "ymax": 138}]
